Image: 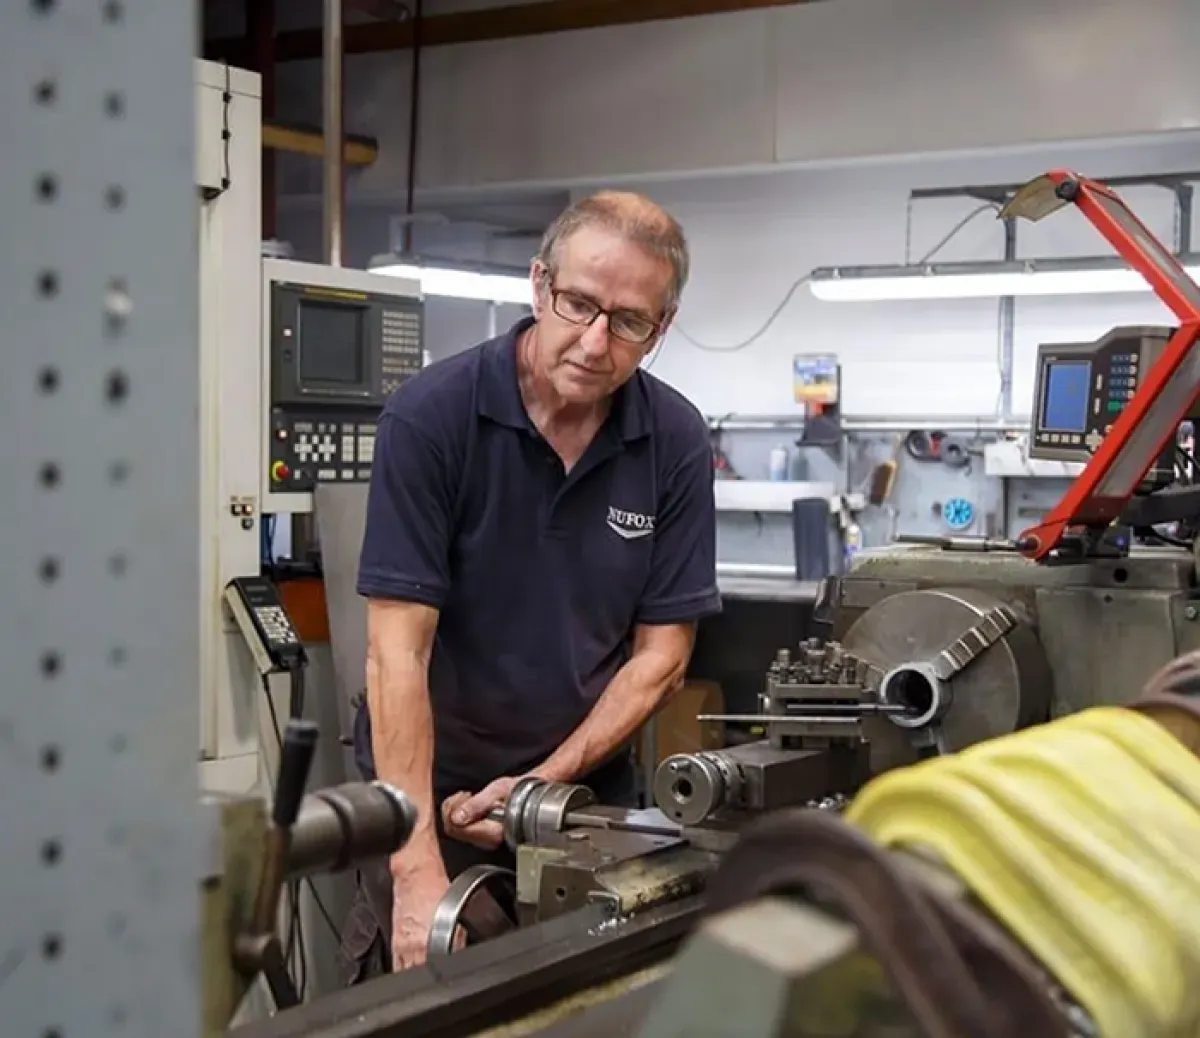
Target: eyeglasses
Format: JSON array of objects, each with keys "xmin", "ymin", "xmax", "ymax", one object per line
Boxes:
[{"xmin": 548, "ymin": 287, "xmax": 660, "ymax": 346}]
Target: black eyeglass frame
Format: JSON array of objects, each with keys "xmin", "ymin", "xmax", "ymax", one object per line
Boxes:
[{"xmin": 542, "ymin": 281, "xmax": 664, "ymax": 346}]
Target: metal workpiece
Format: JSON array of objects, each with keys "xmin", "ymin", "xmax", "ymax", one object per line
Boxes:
[
  {"xmin": 654, "ymin": 751, "xmax": 744, "ymax": 826},
  {"xmin": 486, "ymin": 776, "xmax": 681, "ymax": 850},
  {"xmin": 497, "ymin": 776, "xmax": 600, "ymax": 849},
  {"xmin": 287, "ymin": 780, "xmax": 418, "ymax": 877}
]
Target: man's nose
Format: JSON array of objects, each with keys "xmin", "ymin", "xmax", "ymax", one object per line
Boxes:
[{"xmin": 579, "ymin": 316, "xmax": 611, "ymax": 357}]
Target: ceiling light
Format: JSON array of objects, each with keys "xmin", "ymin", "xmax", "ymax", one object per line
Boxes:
[
  {"xmin": 809, "ymin": 254, "xmax": 1200, "ymax": 302},
  {"xmin": 368, "ymin": 254, "xmax": 532, "ymax": 305}
]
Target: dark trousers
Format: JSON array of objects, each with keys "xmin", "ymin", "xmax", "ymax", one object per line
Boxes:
[{"xmin": 338, "ymin": 754, "xmax": 638, "ymax": 984}]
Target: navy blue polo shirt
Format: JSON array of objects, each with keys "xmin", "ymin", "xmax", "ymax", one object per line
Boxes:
[{"xmin": 355, "ymin": 316, "xmax": 721, "ymax": 795}]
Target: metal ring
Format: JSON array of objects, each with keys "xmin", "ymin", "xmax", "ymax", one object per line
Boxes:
[
  {"xmin": 501, "ymin": 775, "xmax": 544, "ymax": 850},
  {"xmin": 426, "ymin": 864, "xmax": 518, "ymax": 958},
  {"xmin": 524, "ymin": 781, "xmax": 595, "ymax": 845},
  {"xmin": 881, "ymin": 663, "xmax": 950, "ymax": 729}
]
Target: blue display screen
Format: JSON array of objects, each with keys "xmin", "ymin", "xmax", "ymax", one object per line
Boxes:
[{"xmin": 1042, "ymin": 360, "xmax": 1091, "ymax": 433}]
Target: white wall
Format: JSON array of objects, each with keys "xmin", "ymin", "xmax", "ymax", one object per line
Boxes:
[
  {"xmin": 272, "ymin": 0, "xmax": 1200, "ymax": 201},
  {"xmin": 635, "ymin": 137, "xmax": 1200, "ymax": 418},
  {"xmin": 272, "ymin": 0, "xmax": 1200, "ymax": 418}
]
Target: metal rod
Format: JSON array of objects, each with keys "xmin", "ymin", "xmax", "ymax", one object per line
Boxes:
[
  {"xmin": 707, "ymin": 415, "xmax": 1030, "ymax": 434},
  {"xmin": 911, "ymin": 171, "xmax": 1200, "ymax": 203},
  {"xmin": 1179, "ymin": 185, "xmax": 1195, "ymax": 256},
  {"xmin": 321, "ymin": 0, "xmax": 344, "ymax": 266},
  {"xmin": 697, "ymin": 712, "xmax": 901, "ymax": 724},
  {"xmin": 998, "ymin": 216, "xmax": 1017, "ymax": 420},
  {"xmin": 716, "ymin": 562, "xmax": 797, "ymax": 579}
]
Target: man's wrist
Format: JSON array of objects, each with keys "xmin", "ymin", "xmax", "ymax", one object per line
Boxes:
[
  {"xmin": 530, "ymin": 750, "xmax": 582, "ymax": 786},
  {"xmin": 389, "ymin": 829, "xmax": 444, "ymax": 883}
]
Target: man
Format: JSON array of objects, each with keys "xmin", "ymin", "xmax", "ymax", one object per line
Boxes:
[{"xmin": 340, "ymin": 190, "xmax": 721, "ymax": 981}]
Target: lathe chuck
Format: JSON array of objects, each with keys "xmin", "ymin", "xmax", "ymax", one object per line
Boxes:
[{"xmin": 841, "ymin": 586, "xmax": 1052, "ymax": 772}]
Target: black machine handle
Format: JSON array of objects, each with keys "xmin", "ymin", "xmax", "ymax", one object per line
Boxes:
[{"xmin": 273, "ymin": 719, "xmax": 320, "ymax": 828}]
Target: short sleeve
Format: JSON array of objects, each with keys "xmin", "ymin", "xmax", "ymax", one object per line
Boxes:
[
  {"xmin": 356, "ymin": 413, "xmax": 456, "ymax": 608},
  {"xmin": 635, "ymin": 442, "xmax": 722, "ymax": 625}
]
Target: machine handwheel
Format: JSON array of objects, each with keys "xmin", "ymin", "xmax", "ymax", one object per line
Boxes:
[{"xmin": 426, "ymin": 864, "xmax": 519, "ymax": 958}]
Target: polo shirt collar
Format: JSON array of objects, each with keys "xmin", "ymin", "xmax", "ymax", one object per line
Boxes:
[{"xmin": 478, "ymin": 317, "xmax": 652, "ymax": 443}]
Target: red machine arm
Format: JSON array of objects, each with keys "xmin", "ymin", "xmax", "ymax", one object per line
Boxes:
[{"xmin": 1001, "ymin": 169, "xmax": 1200, "ymax": 561}]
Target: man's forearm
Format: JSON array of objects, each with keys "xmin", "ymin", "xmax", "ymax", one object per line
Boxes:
[
  {"xmin": 367, "ymin": 649, "xmax": 443, "ymax": 878},
  {"xmin": 533, "ymin": 646, "xmax": 686, "ymax": 785}
]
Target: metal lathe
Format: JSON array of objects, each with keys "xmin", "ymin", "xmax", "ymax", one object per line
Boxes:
[{"xmin": 216, "ymin": 172, "xmax": 1200, "ymax": 1038}]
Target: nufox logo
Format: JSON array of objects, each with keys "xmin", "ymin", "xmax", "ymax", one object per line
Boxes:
[{"xmin": 606, "ymin": 506, "xmax": 656, "ymax": 540}]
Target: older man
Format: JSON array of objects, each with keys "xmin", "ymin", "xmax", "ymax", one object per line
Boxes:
[{"xmin": 341, "ymin": 190, "xmax": 720, "ymax": 979}]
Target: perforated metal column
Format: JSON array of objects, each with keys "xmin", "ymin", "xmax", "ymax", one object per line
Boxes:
[{"xmin": 0, "ymin": 3, "xmax": 201, "ymax": 1037}]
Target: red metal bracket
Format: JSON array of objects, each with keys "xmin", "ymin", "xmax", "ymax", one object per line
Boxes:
[{"xmin": 1001, "ymin": 169, "xmax": 1200, "ymax": 561}]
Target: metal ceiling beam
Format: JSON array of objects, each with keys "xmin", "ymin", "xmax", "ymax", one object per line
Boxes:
[{"xmin": 208, "ymin": 0, "xmax": 817, "ymax": 64}]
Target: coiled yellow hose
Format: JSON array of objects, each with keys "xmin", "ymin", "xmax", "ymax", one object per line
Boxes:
[{"xmin": 844, "ymin": 705, "xmax": 1200, "ymax": 1038}]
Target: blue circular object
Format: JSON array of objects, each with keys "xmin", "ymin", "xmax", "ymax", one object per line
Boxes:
[{"xmin": 943, "ymin": 497, "xmax": 975, "ymax": 530}]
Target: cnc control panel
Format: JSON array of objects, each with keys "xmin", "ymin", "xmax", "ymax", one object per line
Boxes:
[
  {"xmin": 263, "ymin": 259, "xmax": 423, "ymax": 502},
  {"xmin": 1029, "ymin": 326, "xmax": 1172, "ymax": 463}
]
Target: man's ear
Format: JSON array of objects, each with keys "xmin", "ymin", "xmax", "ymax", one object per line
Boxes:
[
  {"xmin": 529, "ymin": 261, "xmax": 548, "ymax": 319},
  {"xmin": 656, "ymin": 305, "xmax": 678, "ymax": 341}
]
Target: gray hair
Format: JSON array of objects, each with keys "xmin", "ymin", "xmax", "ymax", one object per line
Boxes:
[{"xmin": 535, "ymin": 190, "xmax": 690, "ymax": 313}]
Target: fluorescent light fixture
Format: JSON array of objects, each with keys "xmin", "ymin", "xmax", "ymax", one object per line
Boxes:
[
  {"xmin": 809, "ymin": 254, "xmax": 1200, "ymax": 302},
  {"xmin": 368, "ymin": 253, "xmax": 532, "ymax": 305}
]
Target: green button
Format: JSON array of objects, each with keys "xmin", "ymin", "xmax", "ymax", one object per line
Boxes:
[{"xmin": 1108, "ymin": 401, "xmax": 1122, "ymax": 412}]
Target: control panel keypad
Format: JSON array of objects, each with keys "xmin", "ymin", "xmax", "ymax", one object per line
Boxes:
[
  {"xmin": 255, "ymin": 605, "xmax": 298, "ymax": 646},
  {"xmin": 382, "ymin": 307, "xmax": 424, "ymax": 395},
  {"xmin": 270, "ymin": 413, "xmax": 378, "ymax": 491}
]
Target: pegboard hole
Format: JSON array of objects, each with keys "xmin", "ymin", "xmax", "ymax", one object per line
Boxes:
[
  {"xmin": 105, "ymin": 184, "xmax": 126, "ymax": 210},
  {"xmin": 37, "ymin": 366, "xmax": 60, "ymax": 394},
  {"xmin": 104, "ymin": 92, "xmax": 124, "ymax": 119},
  {"xmin": 110, "ymin": 732, "xmax": 127, "ymax": 754},
  {"xmin": 38, "ymin": 557, "xmax": 60, "ymax": 584},
  {"xmin": 42, "ymin": 1028, "xmax": 63, "ymax": 1038},
  {"xmin": 31, "ymin": 0, "xmax": 55, "ymax": 13},
  {"xmin": 37, "ymin": 270, "xmax": 59, "ymax": 298},
  {"xmin": 40, "ymin": 744, "xmax": 61, "ymax": 772},
  {"xmin": 41, "ymin": 839, "xmax": 62, "ymax": 866},
  {"xmin": 105, "ymin": 370, "xmax": 130, "ymax": 405},
  {"xmin": 102, "ymin": 0, "xmax": 124, "ymax": 22},
  {"xmin": 35, "ymin": 174, "xmax": 58, "ymax": 202},
  {"xmin": 41, "ymin": 933, "xmax": 62, "ymax": 961},
  {"xmin": 39, "ymin": 461, "xmax": 61, "ymax": 489},
  {"xmin": 108, "ymin": 553, "xmax": 127, "ymax": 577},
  {"xmin": 1113, "ymin": 567, "xmax": 1129, "ymax": 585},
  {"xmin": 33, "ymin": 79, "xmax": 57, "ymax": 106},
  {"xmin": 108, "ymin": 460, "xmax": 129, "ymax": 484},
  {"xmin": 40, "ymin": 651, "xmax": 62, "ymax": 678},
  {"xmin": 108, "ymin": 646, "xmax": 127, "ymax": 668}
]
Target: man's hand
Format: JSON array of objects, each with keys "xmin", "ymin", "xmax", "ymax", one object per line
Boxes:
[
  {"xmin": 441, "ymin": 776, "xmax": 522, "ymax": 850},
  {"xmin": 390, "ymin": 866, "xmax": 451, "ymax": 971}
]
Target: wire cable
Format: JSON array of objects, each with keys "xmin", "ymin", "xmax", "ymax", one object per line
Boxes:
[
  {"xmin": 662, "ymin": 201, "xmax": 1001, "ymax": 358},
  {"xmin": 845, "ymin": 705, "xmax": 1200, "ymax": 1038}
]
